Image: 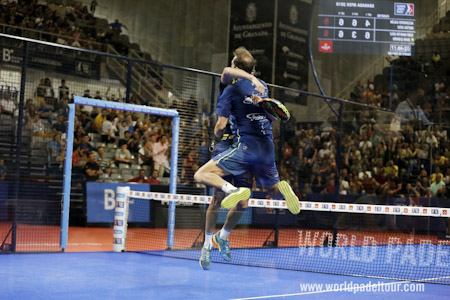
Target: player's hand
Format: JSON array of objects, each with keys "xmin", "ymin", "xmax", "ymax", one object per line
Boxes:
[
  {"xmin": 251, "ymin": 77, "xmax": 265, "ymax": 94},
  {"xmin": 251, "ymin": 94, "xmax": 263, "ymax": 105}
]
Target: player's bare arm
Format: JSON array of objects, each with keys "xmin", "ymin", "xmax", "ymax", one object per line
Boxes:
[{"xmin": 221, "ymin": 67, "xmax": 265, "ymax": 94}]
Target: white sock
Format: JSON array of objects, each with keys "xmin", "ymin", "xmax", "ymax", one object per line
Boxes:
[
  {"xmin": 204, "ymin": 232, "xmax": 213, "ymax": 248},
  {"xmin": 222, "ymin": 182, "xmax": 236, "ymax": 193},
  {"xmin": 219, "ymin": 227, "xmax": 230, "ymax": 240}
]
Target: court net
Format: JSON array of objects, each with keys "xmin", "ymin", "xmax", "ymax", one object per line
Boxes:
[{"xmin": 118, "ymin": 189, "xmax": 450, "ymax": 285}]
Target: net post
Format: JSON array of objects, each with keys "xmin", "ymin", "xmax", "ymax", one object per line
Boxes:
[
  {"xmin": 60, "ymin": 103, "xmax": 76, "ymax": 250},
  {"xmin": 113, "ymin": 186, "xmax": 130, "ymax": 252},
  {"xmin": 167, "ymin": 115, "xmax": 180, "ymax": 249}
]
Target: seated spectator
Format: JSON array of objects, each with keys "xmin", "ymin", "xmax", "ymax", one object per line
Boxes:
[
  {"xmin": 95, "ymin": 146, "xmax": 113, "ymax": 171},
  {"xmin": 93, "ymin": 109, "xmax": 108, "ymax": 132},
  {"xmin": 431, "ymin": 166, "xmax": 444, "ymax": 184},
  {"xmin": 127, "ymin": 131, "xmax": 142, "ymax": 153},
  {"xmin": 115, "ymin": 142, "xmax": 131, "ymax": 165},
  {"xmin": 148, "ymin": 169, "xmax": 161, "ymax": 185},
  {"xmin": 117, "ymin": 120, "xmax": 130, "ymax": 140},
  {"xmin": 25, "ymin": 114, "xmax": 44, "ymax": 134},
  {"xmin": 153, "ymin": 135, "xmax": 169, "ymax": 178},
  {"xmin": 182, "ymin": 149, "xmax": 198, "ymax": 186},
  {"xmin": 78, "ymin": 112, "xmax": 92, "ymax": 132},
  {"xmin": 58, "ymin": 79, "xmax": 69, "ymax": 100},
  {"xmin": 84, "ymin": 151, "xmax": 103, "ymax": 181},
  {"xmin": 72, "ymin": 143, "xmax": 85, "ymax": 172},
  {"xmin": 36, "ymin": 78, "xmax": 46, "ymax": 98},
  {"xmin": 138, "ymin": 140, "xmax": 153, "ymax": 167},
  {"xmin": 430, "ymin": 174, "xmax": 446, "ymax": 198},
  {"xmin": 127, "ymin": 169, "xmax": 150, "ymax": 183},
  {"xmin": 101, "ymin": 114, "xmax": 116, "ymax": 144},
  {"xmin": 0, "ymin": 91, "xmax": 15, "ymax": 116},
  {"xmin": 48, "ymin": 133, "xmax": 62, "ymax": 162},
  {"xmin": 320, "ymin": 177, "xmax": 335, "ymax": 195},
  {"xmin": 394, "ymin": 87, "xmax": 431, "ymax": 126},
  {"xmin": 53, "ymin": 115, "xmax": 67, "ymax": 133},
  {"xmin": 37, "ymin": 100, "xmax": 51, "ymax": 123},
  {"xmin": 79, "ymin": 134, "xmax": 93, "ymax": 158},
  {"xmin": 386, "ymin": 170, "xmax": 402, "ymax": 197},
  {"xmin": 405, "ymin": 183, "xmax": 420, "ymax": 206},
  {"xmin": 0, "ymin": 159, "xmax": 6, "ymax": 181}
]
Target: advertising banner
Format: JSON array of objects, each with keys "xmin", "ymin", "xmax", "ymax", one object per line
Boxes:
[{"xmin": 86, "ymin": 182, "xmax": 150, "ymax": 223}]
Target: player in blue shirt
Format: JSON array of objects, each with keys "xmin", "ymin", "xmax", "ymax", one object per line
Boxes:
[
  {"xmin": 195, "ymin": 48, "xmax": 300, "ymax": 267},
  {"xmin": 199, "ymin": 47, "xmax": 265, "ymax": 270}
]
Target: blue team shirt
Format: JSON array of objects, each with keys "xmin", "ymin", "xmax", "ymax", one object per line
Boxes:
[{"xmin": 216, "ymin": 79, "xmax": 271, "ymax": 141}]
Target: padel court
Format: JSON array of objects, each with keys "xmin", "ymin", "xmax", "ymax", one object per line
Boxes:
[
  {"xmin": 1, "ymin": 224, "xmax": 450, "ymax": 299},
  {"xmin": 1, "ymin": 250, "xmax": 449, "ymax": 300}
]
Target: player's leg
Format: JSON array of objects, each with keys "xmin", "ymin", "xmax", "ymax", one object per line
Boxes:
[
  {"xmin": 199, "ymin": 187, "xmax": 224, "ymax": 270},
  {"xmin": 251, "ymin": 157, "xmax": 301, "ymax": 215},
  {"xmin": 195, "ymin": 149, "xmax": 251, "ymax": 208},
  {"xmin": 213, "ymin": 173, "xmax": 252, "ymax": 261}
]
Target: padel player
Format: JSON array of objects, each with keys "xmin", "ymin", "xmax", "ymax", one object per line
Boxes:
[
  {"xmin": 199, "ymin": 47, "xmax": 265, "ymax": 270},
  {"xmin": 195, "ymin": 47, "xmax": 301, "ymax": 267}
]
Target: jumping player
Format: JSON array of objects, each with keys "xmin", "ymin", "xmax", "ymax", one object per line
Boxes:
[
  {"xmin": 195, "ymin": 48, "xmax": 300, "ymax": 267},
  {"xmin": 199, "ymin": 47, "xmax": 265, "ymax": 270}
]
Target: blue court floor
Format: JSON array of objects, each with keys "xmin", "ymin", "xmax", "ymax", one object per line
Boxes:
[{"xmin": 1, "ymin": 252, "xmax": 449, "ymax": 299}]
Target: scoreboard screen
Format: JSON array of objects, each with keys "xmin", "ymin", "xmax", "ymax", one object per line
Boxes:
[{"xmin": 318, "ymin": 1, "xmax": 415, "ymax": 56}]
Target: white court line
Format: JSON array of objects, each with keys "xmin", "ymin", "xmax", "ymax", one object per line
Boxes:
[
  {"xmin": 229, "ymin": 280, "xmax": 413, "ymax": 300},
  {"xmin": 17, "ymin": 243, "xmax": 103, "ymax": 246}
]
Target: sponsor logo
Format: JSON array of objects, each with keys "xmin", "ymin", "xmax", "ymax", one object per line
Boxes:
[
  {"xmin": 319, "ymin": 40, "xmax": 333, "ymax": 53},
  {"xmin": 375, "ymin": 206, "xmax": 382, "ymax": 212},
  {"xmin": 394, "ymin": 3, "xmax": 414, "ymax": 16},
  {"xmin": 306, "ymin": 203, "xmax": 312, "ymax": 208},
  {"xmin": 322, "ymin": 204, "xmax": 328, "ymax": 209},
  {"xmin": 432, "ymin": 209, "xmax": 439, "ymax": 215},
  {"xmin": 413, "ymin": 208, "xmax": 420, "ymax": 213},
  {"xmin": 394, "ymin": 207, "xmax": 400, "ymax": 213},
  {"xmin": 115, "ymin": 212, "xmax": 124, "ymax": 216},
  {"xmin": 114, "ymin": 230, "xmax": 123, "ymax": 234},
  {"xmin": 339, "ymin": 205, "xmax": 346, "ymax": 210},
  {"xmin": 332, "ymin": 204, "xmax": 336, "ymax": 209},
  {"xmin": 113, "ymin": 238, "xmax": 122, "ymax": 244},
  {"xmin": 116, "ymin": 201, "xmax": 125, "ymax": 208},
  {"xmin": 257, "ymin": 200, "xmax": 264, "ymax": 206},
  {"xmin": 246, "ymin": 113, "xmax": 267, "ymax": 121},
  {"xmin": 243, "ymin": 97, "xmax": 253, "ymax": 104},
  {"xmin": 117, "ymin": 193, "xmax": 125, "ymax": 198},
  {"xmin": 349, "ymin": 205, "xmax": 354, "ymax": 211},
  {"xmin": 115, "ymin": 220, "xmax": 123, "ymax": 226},
  {"xmin": 443, "ymin": 209, "xmax": 448, "ymax": 216},
  {"xmin": 357, "ymin": 205, "xmax": 364, "ymax": 211}
]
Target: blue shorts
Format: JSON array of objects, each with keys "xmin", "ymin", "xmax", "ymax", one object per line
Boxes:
[
  {"xmin": 213, "ymin": 137, "xmax": 279, "ymax": 188},
  {"xmin": 214, "ymin": 139, "xmax": 252, "ymax": 188}
]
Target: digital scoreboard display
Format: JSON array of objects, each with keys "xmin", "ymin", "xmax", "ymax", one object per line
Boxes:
[{"xmin": 318, "ymin": 1, "xmax": 415, "ymax": 56}]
